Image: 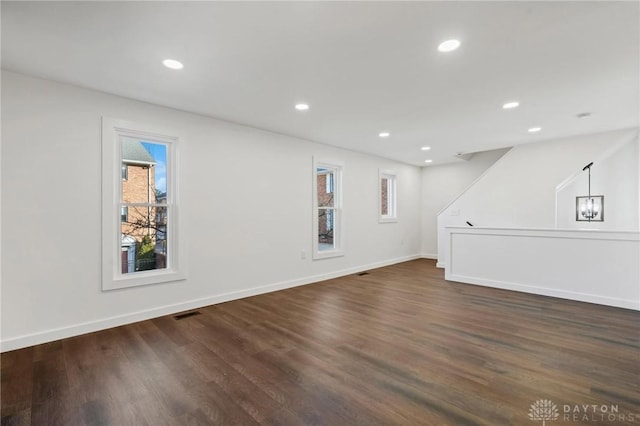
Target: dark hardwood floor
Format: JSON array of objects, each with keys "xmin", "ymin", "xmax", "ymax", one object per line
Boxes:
[{"xmin": 2, "ymin": 259, "xmax": 639, "ymax": 425}]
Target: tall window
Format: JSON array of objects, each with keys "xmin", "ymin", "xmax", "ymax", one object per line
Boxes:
[
  {"xmin": 313, "ymin": 158, "xmax": 343, "ymax": 259},
  {"xmin": 379, "ymin": 170, "xmax": 397, "ymax": 223},
  {"xmin": 120, "ymin": 137, "xmax": 167, "ymax": 273},
  {"xmin": 102, "ymin": 118, "xmax": 185, "ymax": 290}
]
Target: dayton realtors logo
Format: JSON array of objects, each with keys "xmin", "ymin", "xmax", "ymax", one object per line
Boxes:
[
  {"xmin": 529, "ymin": 399, "xmax": 640, "ymax": 423},
  {"xmin": 529, "ymin": 399, "xmax": 559, "ymax": 425},
  {"xmin": 562, "ymin": 403, "xmax": 638, "ymax": 423}
]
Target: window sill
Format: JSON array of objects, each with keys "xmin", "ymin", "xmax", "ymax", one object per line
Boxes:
[
  {"xmin": 313, "ymin": 249, "xmax": 345, "ymax": 260},
  {"xmin": 103, "ymin": 269, "xmax": 186, "ymax": 291},
  {"xmin": 379, "ymin": 217, "xmax": 398, "ymax": 224}
]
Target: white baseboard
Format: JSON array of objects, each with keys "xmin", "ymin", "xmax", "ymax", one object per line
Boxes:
[
  {"xmin": 436, "ymin": 262, "xmax": 445, "ymax": 268},
  {"xmin": 420, "ymin": 253, "xmax": 438, "ymax": 260},
  {"xmin": 448, "ymin": 273, "xmax": 640, "ymax": 311},
  {"xmin": 1, "ymin": 254, "xmax": 421, "ymax": 352}
]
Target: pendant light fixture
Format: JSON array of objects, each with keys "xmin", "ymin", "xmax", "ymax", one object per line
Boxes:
[{"xmin": 576, "ymin": 162, "xmax": 604, "ymax": 222}]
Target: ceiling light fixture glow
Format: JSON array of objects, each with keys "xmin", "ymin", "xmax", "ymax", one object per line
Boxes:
[
  {"xmin": 295, "ymin": 103, "xmax": 310, "ymax": 111},
  {"xmin": 162, "ymin": 59, "xmax": 184, "ymax": 70},
  {"xmin": 379, "ymin": 132, "xmax": 390, "ymax": 138},
  {"xmin": 421, "ymin": 146, "xmax": 431, "ymax": 151},
  {"xmin": 502, "ymin": 101, "xmax": 520, "ymax": 109},
  {"xmin": 528, "ymin": 127, "xmax": 542, "ymax": 133},
  {"xmin": 424, "ymin": 159, "xmax": 433, "ymax": 163},
  {"xmin": 438, "ymin": 39, "xmax": 461, "ymax": 53}
]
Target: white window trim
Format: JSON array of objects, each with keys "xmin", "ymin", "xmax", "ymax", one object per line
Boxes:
[
  {"xmin": 379, "ymin": 169, "xmax": 398, "ymax": 223},
  {"xmin": 102, "ymin": 117, "xmax": 186, "ymax": 290},
  {"xmin": 312, "ymin": 157, "xmax": 344, "ymax": 260}
]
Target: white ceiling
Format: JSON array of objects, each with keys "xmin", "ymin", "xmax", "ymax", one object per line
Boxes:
[{"xmin": 2, "ymin": 1, "xmax": 638, "ymax": 166}]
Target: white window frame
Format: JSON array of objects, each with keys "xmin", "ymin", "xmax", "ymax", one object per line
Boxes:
[
  {"xmin": 313, "ymin": 158, "xmax": 344, "ymax": 260},
  {"xmin": 379, "ymin": 169, "xmax": 397, "ymax": 223},
  {"xmin": 102, "ymin": 117, "xmax": 186, "ymax": 290}
]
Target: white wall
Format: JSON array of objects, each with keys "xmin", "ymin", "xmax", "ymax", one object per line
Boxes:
[
  {"xmin": 1, "ymin": 71, "xmax": 422, "ymax": 351},
  {"xmin": 420, "ymin": 149, "xmax": 508, "ymax": 258},
  {"xmin": 445, "ymin": 227, "xmax": 640, "ymax": 310},
  {"xmin": 437, "ymin": 128, "xmax": 640, "ymax": 264},
  {"xmin": 556, "ymin": 133, "xmax": 639, "ymax": 230}
]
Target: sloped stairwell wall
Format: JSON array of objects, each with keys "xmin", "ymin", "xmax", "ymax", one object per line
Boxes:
[
  {"xmin": 556, "ymin": 131, "xmax": 639, "ymax": 230},
  {"xmin": 437, "ymin": 128, "xmax": 640, "ymax": 266},
  {"xmin": 420, "ymin": 148, "xmax": 509, "ymax": 260}
]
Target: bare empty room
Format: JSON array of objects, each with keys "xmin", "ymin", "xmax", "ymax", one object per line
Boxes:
[{"xmin": 1, "ymin": 1, "xmax": 639, "ymax": 425}]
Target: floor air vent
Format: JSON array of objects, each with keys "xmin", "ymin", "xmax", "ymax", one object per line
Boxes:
[
  {"xmin": 173, "ymin": 311, "xmax": 201, "ymax": 320},
  {"xmin": 357, "ymin": 272, "xmax": 370, "ymax": 276}
]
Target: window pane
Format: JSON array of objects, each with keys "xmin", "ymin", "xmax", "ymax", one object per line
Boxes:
[
  {"xmin": 379, "ymin": 172, "xmax": 397, "ymax": 221},
  {"xmin": 142, "ymin": 141, "xmax": 168, "ymax": 201},
  {"xmin": 155, "ymin": 206, "xmax": 169, "ymax": 270},
  {"xmin": 121, "ymin": 138, "xmax": 168, "ymax": 203},
  {"xmin": 121, "ymin": 205, "xmax": 167, "ymax": 274},
  {"xmin": 318, "ymin": 208, "xmax": 335, "ymax": 251},
  {"xmin": 317, "ymin": 169, "xmax": 334, "ymax": 207},
  {"xmin": 313, "ymin": 159, "xmax": 342, "ymax": 259},
  {"xmin": 381, "ymin": 177, "xmax": 389, "ymax": 216}
]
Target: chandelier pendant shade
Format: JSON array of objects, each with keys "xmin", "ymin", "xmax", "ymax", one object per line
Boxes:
[{"xmin": 576, "ymin": 162, "xmax": 604, "ymax": 222}]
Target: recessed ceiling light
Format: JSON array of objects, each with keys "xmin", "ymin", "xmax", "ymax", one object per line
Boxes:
[
  {"xmin": 379, "ymin": 132, "xmax": 390, "ymax": 138},
  {"xmin": 503, "ymin": 101, "xmax": 520, "ymax": 109},
  {"xmin": 424, "ymin": 159, "xmax": 433, "ymax": 163},
  {"xmin": 295, "ymin": 103, "xmax": 310, "ymax": 111},
  {"xmin": 438, "ymin": 39, "xmax": 461, "ymax": 53},
  {"xmin": 162, "ymin": 59, "xmax": 183, "ymax": 70},
  {"xmin": 528, "ymin": 127, "xmax": 542, "ymax": 133},
  {"xmin": 421, "ymin": 146, "xmax": 431, "ymax": 151}
]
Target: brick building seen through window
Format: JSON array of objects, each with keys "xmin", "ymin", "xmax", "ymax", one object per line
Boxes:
[{"xmin": 120, "ymin": 138, "xmax": 167, "ymax": 274}]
